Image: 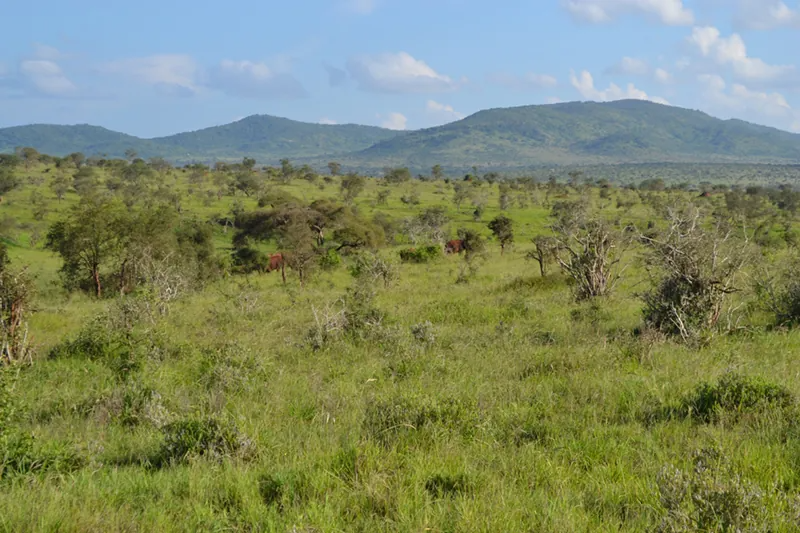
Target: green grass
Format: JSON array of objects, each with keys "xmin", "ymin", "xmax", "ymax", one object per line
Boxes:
[{"xmin": 2, "ymin": 163, "xmax": 800, "ymax": 531}]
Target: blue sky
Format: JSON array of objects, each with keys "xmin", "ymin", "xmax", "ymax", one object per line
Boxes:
[{"xmin": 1, "ymin": 0, "xmax": 799, "ymax": 137}]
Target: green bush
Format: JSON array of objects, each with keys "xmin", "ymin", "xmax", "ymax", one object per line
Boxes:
[
  {"xmin": 1, "ymin": 433, "xmax": 84, "ymax": 480},
  {"xmin": 363, "ymin": 395, "xmax": 480, "ymax": 445},
  {"xmin": 676, "ymin": 372, "xmax": 794, "ymax": 423},
  {"xmin": 399, "ymin": 245, "xmax": 441, "ymax": 264},
  {"xmin": 152, "ymin": 418, "xmax": 250, "ymax": 467},
  {"xmin": 318, "ymin": 248, "xmax": 342, "ymax": 271}
]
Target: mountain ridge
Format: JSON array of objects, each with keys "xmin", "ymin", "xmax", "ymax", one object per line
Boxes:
[{"xmin": 2, "ymin": 100, "xmax": 800, "ymax": 171}]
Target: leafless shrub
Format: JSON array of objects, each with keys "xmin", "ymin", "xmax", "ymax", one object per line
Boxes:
[
  {"xmin": 550, "ymin": 201, "xmax": 628, "ymax": 300},
  {"xmin": 640, "ymin": 203, "xmax": 751, "ymax": 342},
  {"xmin": 0, "ymin": 268, "xmax": 34, "ymax": 365}
]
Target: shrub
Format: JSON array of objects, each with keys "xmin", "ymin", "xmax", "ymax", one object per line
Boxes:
[
  {"xmin": 410, "ymin": 321, "xmax": 436, "ymax": 346},
  {"xmin": 0, "ymin": 267, "xmax": 34, "ymax": 365},
  {"xmin": 1, "ymin": 433, "xmax": 84, "ymax": 480},
  {"xmin": 641, "ymin": 204, "xmax": 750, "ymax": 342},
  {"xmin": 318, "ymin": 247, "xmax": 342, "ymax": 271},
  {"xmin": 656, "ymin": 448, "xmax": 764, "ymax": 532},
  {"xmin": 152, "ymin": 418, "xmax": 250, "ymax": 467},
  {"xmin": 399, "ymin": 246, "xmax": 441, "ymax": 264},
  {"xmin": 676, "ymin": 372, "xmax": 794, "ymax": 423}
]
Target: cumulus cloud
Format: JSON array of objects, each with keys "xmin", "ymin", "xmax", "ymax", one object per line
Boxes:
[
  {"xmin": 698, "ymin": 73, "xmax": 800, "ymax": 132},
  {"xmin": 101, "ymin": 54, "xmax": 201, "ymax": 95},
  {"xmin": 487, "ymin": 71, "xmax": 558, "ymax": 91},
  {"xmin": 207, "ymin": 60, "xmax": 307, "ymax": 99},
  {"xmin": 379, "ymin": 112, "xmax": 408, "ymax": 130},
  {"xmin": 570, "ymin": 69, "xmax": 669, "ymax": 104},
  {"xmin": 654, "ymin": 67, "xmax": 673, "ymax": 84},
  {"xmin": 19, "ymin": 59, "xmax": 77, "ymax": 96},
  {"xmin": 688, "ymin": 26, "xmax": 794, "ymax": 82},
  {"xmin": 563, "ymin": 0, "xmax": 694, "ymax": 25},
  {"xmin": 606, "ymin": 57, "xmax": 649, "ymax": 76},
  {"xmin": 735, "ymin": 0, "xmax": 800, "ymax": 30},
  {"xmin": 426, "ymin": 100, "xmax": 465, "ymax": 124},
  {"xmin": 347, "ymin": 52, "xmax": 460, "ymax": 93}
]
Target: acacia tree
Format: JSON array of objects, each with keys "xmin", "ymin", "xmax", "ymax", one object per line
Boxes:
[
  {"xmin": 328, "ymin": 162, "xmax": 342, "ymax": 176},
  {"xmin": 452, "ymin": 183, "xmax": 469, "ymax": 212},
  {"xmin": 340, "ymin": 172, "xmax": 366, "ymax": 205},
  {"xmin": 528, "ymin": 235, "xmax": 558, "ymax": 277},
  {"xmin": 46, "ymin": 198, "xmax": 127, "ymax": 298},
  {"xmin": 488, "ymin": 215, "xmax": 514, "ymax": 254}
]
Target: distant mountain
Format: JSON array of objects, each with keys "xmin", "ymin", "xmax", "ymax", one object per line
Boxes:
[
  {"xmin": 319, "ymin": 100, "xmax": 800, "ymax": 171},
  {"xmin": 3, "ymin": 100, "xmax": 800, "ymax": 171},
  {"xmin": 0, "ymin": 116, "xmax": 400, "ymax": 163}
]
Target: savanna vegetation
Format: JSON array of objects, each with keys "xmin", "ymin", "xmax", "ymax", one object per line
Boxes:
[{"xmin": 2, "ymin": 147, "xmax": 800, "ymax": 531}]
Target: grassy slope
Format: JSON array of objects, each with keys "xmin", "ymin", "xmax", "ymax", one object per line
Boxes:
[{"xmin": 1, "ymin": 166, "xmax": 800, "ymax": 531}]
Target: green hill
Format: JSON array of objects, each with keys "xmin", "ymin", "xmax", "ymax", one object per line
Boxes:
[
  {"xmin": 3, "ymin": 100, "xmax": 800, "ymax": 170},
  {"xmin": 330, "ymin": 100, "xmax": 800, "ymax": 171}
]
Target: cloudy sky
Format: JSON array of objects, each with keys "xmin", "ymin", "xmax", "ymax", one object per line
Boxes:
[{"xmin": 1, "ymin": 0, "xmax": 799, "ymax": 137}]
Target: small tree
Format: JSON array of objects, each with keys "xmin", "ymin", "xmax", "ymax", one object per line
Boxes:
[
  {"xmin": 376, "ymin": 189, "xmax": 390, "ymax": 206},
  {"xmin": 49, "ymin": 173, "xmax": 72, "ymax": 202},
  {"xmin": 455, "ymin": 228, "xmax": 487, "ymax": 283},
  {"xmin": 551, "ymin": 201, "xmax": 627, "ymax": 301},
  {"xmin": 488, "ymin": 215, "xmax": 514, "ymax": 254},
  {"xmin": 431, "ymin": 164, "xmax": 444, "ymax": 181},
  {"xmin": 527, "ymin": 235, "xmax": 558, "ymax": 277},
  {"xmin": 45, "ymin": 198, "xmax": 127, "ymax": 298},
  {"xmin": 498, "ymin": 183, "xmax": 512, "ymax": 211},
  {"xmin": 452, "ymin": 183, "xmax": 469, "ymax": 212},
  {"xmin": 0, "ymin": 167, "xmax": 20, "ymax": 200},
  {"xmin": 328, "ymin": 162, "xmax": 342, "ymax": 176},
  {"xmin": 340, "ymin": 172, "xmax": 366, "ymax": 205}
]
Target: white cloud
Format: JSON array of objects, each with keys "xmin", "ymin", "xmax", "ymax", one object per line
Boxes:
[
  {"xmin": 563, "ymin": 0, "xmax": 694, "ymax": 25},
  {"xmin": 319, "ymin": 117, "xmax": 338, "ymax": 125},
  {"xmin": 607, "ymin": 57, "xmax": 650, "ymax": 76},
  {"xmin": 207, "ymin": 59, "xmax": 307, "ymax": 99},
  {"xmin": 19, "ymin": 59, "xmax": 77, "ymax": 96},
  {"xmin": 343, "ymin": 0, "xmax": 377, "ymax": 14},
  {"xmin": 488, "ymin": 71, "xmax": 558, "ymax": 90},
  {"xmin": 101, "ymin": 54, "xmax": 201, "ymax": 95},
  {"xmin": 547, "ymin": 96, "xmax": 564, "ymax": 104},
  {"xmin": 378, "ymin": 112, "xmax": 407, "ymax": 130},
  {"xmin": 735, "ymin": 0, "xmax": 800, "ymax": 30},
  {"xmin": 698, "ymin": 73, "xmax": 800, "ymax": 131},
  {"xmin": 31, "ymin": 43, "xmax": 67, "ymax": 61},
  {"xmin": 347, "ymin": 52, "xmax": 460, "ymax": 93},
  {"xmin": 570, "ymin": 69, "xmax": 669, "ymax": 104},
  {"xmin": 426, "ymin": 100, "xmax": 465, "ymax": 124},
  {"xmin": 654, "ymin": 67, "xmax": 673, "ymax": 84},
  {"xmin": 688, "ymin": 26, "xmax": 794, "ymax": 81}
]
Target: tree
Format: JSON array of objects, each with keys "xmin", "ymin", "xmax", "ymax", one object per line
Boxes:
[
  {"xmin": 124, "ymin": 149, "xmax": 138, "ymax": 162},
  {"xmin": 455, "ymin": 228, "xmax": 487, "ymax": 283},
  {"xmin": 66, "ymin": 152, "xmax": 86, "ymax": 169},
  {"xmin": 328, "ymin": 162, "xmax": 342, "ymax": 176},
  {"xmin": 431, "ymin": 165, "xmax": 444, "ymax": 181},
  {"xmin": 498, "ymin": 183, "xmax": 512, "ymax": 211},
  {"xmin": 488, "ymin": 215, "xmax": 514, "ymax": 254},
  {"xmin": 73, "ymin": 167, "xmax": 99, "ymax": 197},
  {"xmin": 16, "ymin": 147, "xmax": 39, "ymax": 171},
  {"xmin": 242, "ymin": 157, "xmax": 256, "ymax": 171},
  {"xmin": 234, "ymin": 171, "xmax": 263, "ymax": 197},
  {"xmin": 280, "ymin": 159, "xmax": 294, "ymax": 183},
  {"xmin": 452, "ymin": 183, "xmax": 470, "ymax": 212},
  {"xmin": 340, "ymin": 172, "xmax": 366, "ymax": 205},
  {"xmin": 46, "ymin": 198, "xmax": 127, "ymax": 298},
  {"xmin": 551, "ymin": 201, "xmax": 627, "ymax": 301},
  {"xmin": 0, "ymin": 167, "xmax": 20, "ymax": 200},
  {"xmin": 527, "ymin": 236, "xmax": 558, "ymax": 277},
  {"xmin": 384, "ymin": 167, "xmax": 412, "ymax": 184}
]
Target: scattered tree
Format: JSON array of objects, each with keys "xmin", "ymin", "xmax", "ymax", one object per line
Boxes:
[{"xmin": 488, "ymin": 215, "xmax": 514, "ymax": 254}]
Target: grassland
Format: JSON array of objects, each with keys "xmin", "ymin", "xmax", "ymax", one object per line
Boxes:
[{"xmin": 2, "ymin": 162, "xmax": 800, "ymax": 532}]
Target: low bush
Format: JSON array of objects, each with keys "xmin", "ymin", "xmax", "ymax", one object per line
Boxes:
[
  {"xmin": 399, "ymin": 245, "xmax": 441, "ymax": 264},
  {"xmin": 151, "ymin": 418, "xmax": 251, "ymax": 467},
  {"xmin": 674, "ymin": 372, "xmax": 794, "ymax": 423}
]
